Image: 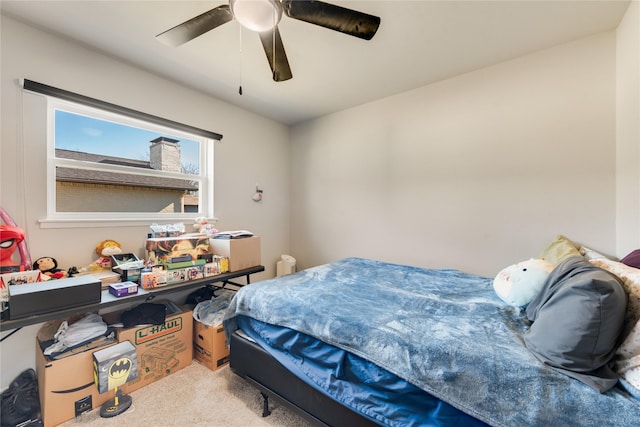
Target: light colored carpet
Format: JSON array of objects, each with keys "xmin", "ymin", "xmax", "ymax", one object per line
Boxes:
[{"xmin": 60, "ymin": 361, "xmax": 314, "ymax": 427}]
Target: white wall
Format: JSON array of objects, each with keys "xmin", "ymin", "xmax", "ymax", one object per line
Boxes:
[
  {"xmin": 617, "ymin": 0, "xmax": 640, "ymax": 256},
  {"xmin": 291, "ymin": 31, "xmax": 619, "ymax": 278},
  {"xmin": 0, "ymin": 15, "xmax": 290, "ymax": 388}
]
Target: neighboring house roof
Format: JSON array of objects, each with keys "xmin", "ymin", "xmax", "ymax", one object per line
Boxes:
[{"xmin": 56, "ymin": 149, "xmax": 197, "ymax": 191}]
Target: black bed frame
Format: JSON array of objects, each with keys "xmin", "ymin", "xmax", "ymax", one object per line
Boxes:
[{"xmin": 229, "ymin": 331, "xmax": 381, "ymax": 427}]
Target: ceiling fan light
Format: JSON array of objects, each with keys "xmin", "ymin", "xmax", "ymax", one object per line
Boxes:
[{"xmin": 230, "ymin": 0, "xmax": 282, "ymax": 32}]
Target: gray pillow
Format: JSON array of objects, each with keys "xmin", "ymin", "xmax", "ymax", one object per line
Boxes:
[{"xmin": 524, "ymin": 256, "xmax": 627, "ymax": 392}]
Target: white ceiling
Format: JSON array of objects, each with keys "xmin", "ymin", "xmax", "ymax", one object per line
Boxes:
[{"xmin": 0, "ymin": 0, "xmax": 631, "ymax": 125}]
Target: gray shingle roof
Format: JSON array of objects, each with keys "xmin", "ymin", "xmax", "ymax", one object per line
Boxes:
[{"xmin": 56, "ymin": 149, "xmax": 197, "ymax": 191}]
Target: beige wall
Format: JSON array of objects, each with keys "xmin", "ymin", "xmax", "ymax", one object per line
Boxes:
[
  {"xmin": 617, "ymin": 0, "xmax": 640, "ymax": 256},
  {"xmin": 291, "ymin": 31, "xmax": 619, "ymax": 277},
  {"xmin": 1, "ymin": 15, "xmax": 291, "ymax": 388}
]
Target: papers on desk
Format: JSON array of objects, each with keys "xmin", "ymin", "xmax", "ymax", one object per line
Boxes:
[{"xmin": 212, "ymin": 230, "xmax": 254, "ymax": 239}]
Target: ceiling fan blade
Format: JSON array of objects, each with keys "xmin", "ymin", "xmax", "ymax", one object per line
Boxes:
[
  {"xmin": 258, "ymin": 27, "xmax": 293, "ymax": 82},
  {"xmin": 156, "ymin": 5, "xmax": 233, "ymax": 47},
  {"xmin": 282, "ymin": 0, "xmax": 380, "ymax": 40}
]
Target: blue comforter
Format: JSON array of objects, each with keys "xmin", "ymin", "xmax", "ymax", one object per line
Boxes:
[{"xmin": 224, "ymin": 257, "xmax": 640, "ymax": 426}]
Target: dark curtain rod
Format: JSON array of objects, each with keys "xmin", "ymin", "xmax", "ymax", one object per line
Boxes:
[{"xmin": 20, "ymin": 78, "xmax": 223, "ymax": 141}]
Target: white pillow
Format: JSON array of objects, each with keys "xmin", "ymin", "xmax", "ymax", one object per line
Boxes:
[{"xmin": 579, "ymin": 246, "xmax": 609, "ymax": 260}]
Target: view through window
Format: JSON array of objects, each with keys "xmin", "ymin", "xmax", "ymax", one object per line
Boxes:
[{"xmin": 49, "ymin": 101, "xmax": 213, "ymax": 220}]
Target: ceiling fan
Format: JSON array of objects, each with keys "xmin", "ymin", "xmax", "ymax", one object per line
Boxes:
[{"xmin": 156, "ymin": 0, "xmax": 381, "ymax": 82}]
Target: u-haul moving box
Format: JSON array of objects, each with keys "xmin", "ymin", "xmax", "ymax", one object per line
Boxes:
[{"xmin": 116, "ymin": 309, "xmax": 193, "ymax": 394}]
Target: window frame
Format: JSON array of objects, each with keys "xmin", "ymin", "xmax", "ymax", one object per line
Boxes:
[{"xmin": 40, "ymin": 97, "xmax": 215, "ymax": 229}]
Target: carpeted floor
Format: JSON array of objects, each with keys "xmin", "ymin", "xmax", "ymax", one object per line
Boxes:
[{"xmin": 60, "ymin": 361, "xmax": 313, "ymax": 426}]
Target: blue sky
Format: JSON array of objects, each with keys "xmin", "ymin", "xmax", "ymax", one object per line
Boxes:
[{"xmin": 55, "ymin": 110, "xmax": 200, "ymax": 170}]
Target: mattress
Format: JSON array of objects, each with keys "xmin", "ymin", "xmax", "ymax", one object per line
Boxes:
[
  {"xmin": 235, "ymin": 315, "xmax": 487, "ymax": 426},
  {"xmin": 224, "ymin": 257, "xmax": 640, "ymax": 426}
]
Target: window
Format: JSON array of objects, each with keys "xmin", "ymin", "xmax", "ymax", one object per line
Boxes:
[{"xmin": 46, "ymin": 98, "xmax": 214, "ymax": 225}]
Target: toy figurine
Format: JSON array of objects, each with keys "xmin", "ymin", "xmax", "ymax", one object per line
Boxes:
[
  {"xmin": 33, "ymin": 256, "xmax": 69, "ymax": 279},
  {"xmin": 193, "ymin": 217, "xmax": 218, "ymax": 236},
  {"xmin": 80, "ymin": 240, "xmax": 123, "ymax": 272}
]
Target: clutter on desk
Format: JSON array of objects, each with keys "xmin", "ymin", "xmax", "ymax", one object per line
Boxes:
[
  {"xmin": 149, "ymin": 222, "xmax": 185, "ymax": 238},
  {"xmin": 78, "ymin": 239, "xmax": 123, "ymax": 273},
  {"xmin": 193, "ymin": 216, "xmax": 218, "ymax": 236},
  {"xmin": 0, "ymin": 219, "xmax": 261, "ymax": 320},
  {"xmin": 110, "ymin": 253, "xmax": 144, "ymax": 283},
  {"xmin": 212, "ymin": 230, "xmax": 254, "ymax": 239}
]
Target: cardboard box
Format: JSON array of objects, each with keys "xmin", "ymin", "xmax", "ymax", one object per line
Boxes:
[
  {"xmin": 36, "ymin": 319, "xmax": 116, "ymax": 427},
  {"xmin": 209, "ymin": 236, "xmax": 261, "ymax": 272},
  {"xmin": 140, "ymin": 269, "xmax": 168, "ymax": 289},
  {"xmin": 145, "ymin": 235, "xmax": 210, "ymax": 263},
  {"xmin": 9, "ymin": 275, "xmax": 101, "ymax": 319},
  {"xmin": 93, "ymin": 341, "xmax": 138, "ymax": 393},
  {"xmin": 76, "ymin": 270, "xmax": 120, "ymax": 290},
  {"xmin": 193, "ymin": 320, "xmax": 230, "ymax": 371},
  {"xmin": 114, "ymin": 308, "xmax": 193, "ymax": 394}
]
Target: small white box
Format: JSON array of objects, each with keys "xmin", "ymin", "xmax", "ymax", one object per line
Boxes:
[{"xmin": 108, "ymin": 282, "xmax": 139, "ymax": 298}]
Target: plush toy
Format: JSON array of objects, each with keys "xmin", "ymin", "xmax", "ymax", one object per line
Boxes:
[
  {"xmin": 80, "ymin": 239, "xmax": 123, "ymax": 272},
  {"xmin": 493, "ymin": 258, "xmax": 554, "ymax": 307},
  {"xmin": 193, "ymin": 217, "xmax": 218, "ymax": 235},
  {"xmin": 33, "ymin": 256, "xmax": 69, "ymax": 279}
]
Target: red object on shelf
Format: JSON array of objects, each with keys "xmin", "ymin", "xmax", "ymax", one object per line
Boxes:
[{"xmin": 0, "ymin": 225, "xmax": 25, "ymax": 272}]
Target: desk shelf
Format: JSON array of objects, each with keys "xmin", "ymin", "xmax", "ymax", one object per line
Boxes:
[{"xmin": 0, "ymin": 265, "xmax": 264, "ymax": 332}]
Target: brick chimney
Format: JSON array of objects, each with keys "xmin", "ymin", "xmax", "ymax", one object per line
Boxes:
[{"xmin": 150, "ymin": 137, "xmax": 181, "ymax": 172}]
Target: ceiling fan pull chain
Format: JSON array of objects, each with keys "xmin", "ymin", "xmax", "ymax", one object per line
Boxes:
[
  {"xmin": 272, "ymin": 29, "xmax": 276, "ymax": 80},
  {"xmin": 239, "ymin": 25, "xmax": 243, "ymax": 95}
]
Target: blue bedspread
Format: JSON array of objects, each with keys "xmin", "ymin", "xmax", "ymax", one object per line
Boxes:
[{"xmin": 224, "ymin": 258, "xmax": 640, "ymax": 426}]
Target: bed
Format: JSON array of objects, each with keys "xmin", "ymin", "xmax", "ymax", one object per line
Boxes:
[{"xmin": 223, "ymin": 256, "xmax": 640, "ymax": 426}]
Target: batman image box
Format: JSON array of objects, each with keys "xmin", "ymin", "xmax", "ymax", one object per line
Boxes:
[{"xmin": 93, "ymin": 340, "xmax": 138, "ymax": 394}]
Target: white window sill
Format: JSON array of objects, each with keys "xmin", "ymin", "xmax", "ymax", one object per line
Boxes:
[{"xmin": 38, "ymin": 216, "xmax": 218, "ymax": 229}]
